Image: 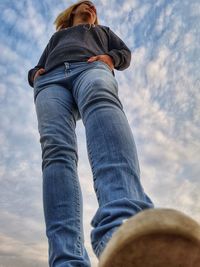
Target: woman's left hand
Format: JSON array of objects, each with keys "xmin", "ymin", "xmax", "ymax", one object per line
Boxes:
[{"xmin": 87, "ymin": 54, "xmax": 114, "ymax": 70}]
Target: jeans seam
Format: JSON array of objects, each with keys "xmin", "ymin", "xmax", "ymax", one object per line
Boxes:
[
  {"xmin": 94, "ymin": 232, "xmax": 113, "ymax": 258},
  {"xmin": 87, "ymin": 141, "xmax": 100, "ymax": 203},
  {"xmin": 72, "ymin": 169, "xmax": 83, "ymax": 256}
]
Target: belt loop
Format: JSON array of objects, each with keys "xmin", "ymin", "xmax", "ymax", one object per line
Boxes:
[{"xmin": 64, "ymin": 62, "xmax": 70, "ymax": 69}]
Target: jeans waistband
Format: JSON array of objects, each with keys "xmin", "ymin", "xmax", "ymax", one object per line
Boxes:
[{"xmin": 64, "ymin": 61, "xmax": 90, "ymax": 69}]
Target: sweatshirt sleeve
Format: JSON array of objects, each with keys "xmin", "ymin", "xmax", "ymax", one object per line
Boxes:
[
  {"xmin": 105, "ymin": 27, "xmax": 131, "ymax": 71},
  {"xmin": 27, "ymin": 36, "xmax": 53, "ymax": 88}
]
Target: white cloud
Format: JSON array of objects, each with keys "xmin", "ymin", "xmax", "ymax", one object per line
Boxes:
[
  {"xmin": 146, "ymin": 46, "xmax": 170, "ymax": 88},
  {"xmin": 0, "ymin": 83, "xmax": 7, "ymax": 102},
  {"xmin": 190, "ymin": 2, "xmax": 200, "ymax": 16},
  {"xmin": 0, "ymin": 43, "xmax": 19, "ymax": 62},
  {"xmin": 184, "ymin": 32, "xmax": 195, "ymax": 49},
  {"xmin": 121, "ymin": 0, "xmax": 138, "ymax": 12},
  {"xmin": 0, "ymin": 233, "xmax": 47, "ymax": 263},
  {"xmin": 2, "ymin": 8, "xmax": 18, "ymax": 25}
]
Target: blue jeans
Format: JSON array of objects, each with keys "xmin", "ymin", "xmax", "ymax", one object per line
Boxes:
[{"xmin": 33, "ymin": 61, "xmax": 154, "ymax": 267}]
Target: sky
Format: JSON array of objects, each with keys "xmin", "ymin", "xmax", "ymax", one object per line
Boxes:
[{"xmin": 0, "ymin": 0, "xmax": 200, "ymax": 266}]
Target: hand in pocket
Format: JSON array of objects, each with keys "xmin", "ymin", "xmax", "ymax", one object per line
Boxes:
[{"xmin": 33, "ymin": 68, "xmax": 46, "ymax": 82}]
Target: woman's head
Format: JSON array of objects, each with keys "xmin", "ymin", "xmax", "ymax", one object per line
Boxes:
[{"xmin": 54, "ymin": 1, "xmax": 99, "ymax": 31}]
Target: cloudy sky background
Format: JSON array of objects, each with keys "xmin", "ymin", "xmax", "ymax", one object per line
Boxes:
[{"xmin": 0, "ymin": 0, "xmax": 200, "ymax": 266}]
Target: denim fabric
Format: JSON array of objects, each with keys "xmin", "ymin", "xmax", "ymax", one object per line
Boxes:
[{"xmin": 33, "ymin": 61, "xmax": 154, "ymax": 267}]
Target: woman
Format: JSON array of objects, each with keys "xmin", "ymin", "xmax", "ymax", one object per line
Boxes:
[{"xmin": 28, "ymin": 1, "xmax": 154, "ymax": 266}]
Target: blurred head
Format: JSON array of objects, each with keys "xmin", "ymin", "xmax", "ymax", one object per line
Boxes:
[{"xmin": 54, "ymin": 1, "xmax": 99, "ymax": 31}]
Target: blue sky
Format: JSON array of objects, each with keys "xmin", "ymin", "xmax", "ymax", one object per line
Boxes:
[{"xmin": 0, "ymin": 0, "xmax": 200, "ymax": 266}]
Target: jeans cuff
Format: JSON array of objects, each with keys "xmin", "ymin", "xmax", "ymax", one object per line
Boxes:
[{"xmin": 93, "ymin": 226, "xmax": 119, "ymax": 258}]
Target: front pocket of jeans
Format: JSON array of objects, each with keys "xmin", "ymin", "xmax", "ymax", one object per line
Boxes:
[
  {"xmin": 34, "ymin": 74, "xmax": 43, "ymax": 82},
  {"xmin": 96, "ymin": 60, "xmax": 113, "ymax": 72},
  {"xmin": 33, "ymin": 73, "xmax": 47, "ymax": 88},
  {"xmin": 33, "ymin": 75, "xmax": 43, "ymax": 101},
  {"xmin": 33, "ymin": 76, "xmax": 41, "ymax": 87}
]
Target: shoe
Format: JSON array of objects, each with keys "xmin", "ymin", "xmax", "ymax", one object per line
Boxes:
[{"xmin": 98, "ymin": 208, "xmax": 200, "ymax": 267}]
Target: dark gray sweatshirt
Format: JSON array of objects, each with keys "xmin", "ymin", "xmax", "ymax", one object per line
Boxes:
[{"xmin": 28, "ymin": 24, "xmax": 131, "ymax": 87}]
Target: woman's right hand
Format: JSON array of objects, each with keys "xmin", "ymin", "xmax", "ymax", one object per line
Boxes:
[{"xmin": 33, "ymin": 68, "xmax": 46, "ymax": 82}]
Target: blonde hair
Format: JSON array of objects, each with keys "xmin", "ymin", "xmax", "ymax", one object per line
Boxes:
[{"xmin": 54, "ymin": 1, "xmax": 99, "ymax": 31}]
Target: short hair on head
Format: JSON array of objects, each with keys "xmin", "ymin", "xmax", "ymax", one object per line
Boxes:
[{"xmin": 54, "ymin": 1, "xmax": 99, "ymax": 31}]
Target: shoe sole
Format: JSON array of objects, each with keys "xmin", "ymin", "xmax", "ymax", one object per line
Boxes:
[{"xmin": 98, "ymin": 208, "xmax": 200, "ymax": 267}]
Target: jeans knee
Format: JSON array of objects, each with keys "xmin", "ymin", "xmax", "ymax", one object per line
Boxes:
[{"xmin": 40, "ymin": 133, "xmax": 78, "ymax": 169}]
